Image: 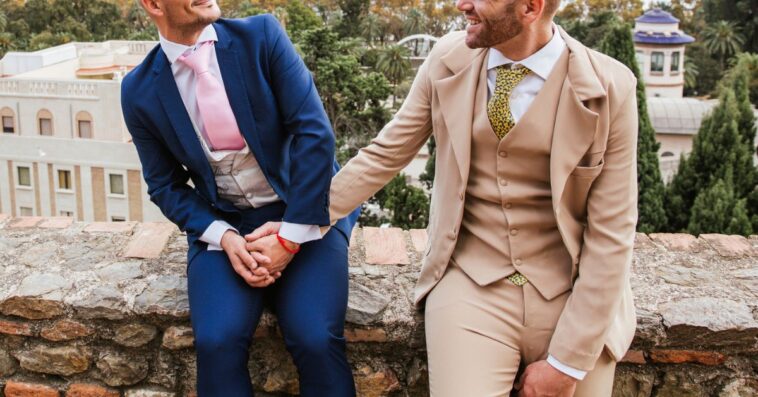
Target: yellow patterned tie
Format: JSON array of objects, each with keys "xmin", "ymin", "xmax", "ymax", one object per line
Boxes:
[{"xmin": 488, "ymin": 65, "xmax": 532, "ymax": 139}]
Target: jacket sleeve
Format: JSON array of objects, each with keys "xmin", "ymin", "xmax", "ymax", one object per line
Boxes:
[
  {"xmin": 122, "ymin": 94, "xmax": 218, "ymax": 238},
  {"xmin": 548, "ymin": 80, "xmax": 639, "ymax": 371},
  {"xmin": 327, "ymin": 54, "xmax": 435, "ymax": 223},
  {"xmin": 262, "ymin": 14, "xmax": 335, "ymax": 227}
]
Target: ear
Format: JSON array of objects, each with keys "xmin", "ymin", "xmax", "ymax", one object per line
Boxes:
[
  {"xmin": 521, "ymin": 0, "xmax": 547, "ymax": 24},
  {"xmin": 140, "ymin": 0, "xmax": 165, "ymax": 18}
]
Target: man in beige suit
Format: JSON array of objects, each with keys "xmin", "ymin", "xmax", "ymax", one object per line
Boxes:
[{"xmin": 247, "ymin": 0, "xmax": 638, "ymax": 395}]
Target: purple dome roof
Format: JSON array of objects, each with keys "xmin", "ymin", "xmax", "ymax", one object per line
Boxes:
[
  {"xmin": 634, "ymin": 31, "xmax": 695, "ymax": 45},
  {"xmin": 636, "ymin": 8, "xmax": 680, "ymax": 24}
]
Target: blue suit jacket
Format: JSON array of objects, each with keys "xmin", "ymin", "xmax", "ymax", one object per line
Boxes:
[{"xmin": 121, "ymin": 15, "xmax": 359, "ymax": 264}]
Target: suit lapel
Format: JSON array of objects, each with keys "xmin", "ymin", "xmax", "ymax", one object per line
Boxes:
[
  {"xmin": 434, "ymin": 42, "xmax": 487, "ymax": 182},
  {"xmin": 213, "ymin": 26, "xmax": 269, "ymax": 174},
  {"xmin": 154, "ymin": 53, "xmax": 216, "ymax": 199},
  {"xmin": 550, "ymin": 27, "xmax": 606, "ymax": 212}
]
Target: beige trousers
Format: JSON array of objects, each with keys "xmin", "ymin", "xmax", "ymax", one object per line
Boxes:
[{"xmin": 425, "ymin": 262, "xmax": 616, "ymax": 397}]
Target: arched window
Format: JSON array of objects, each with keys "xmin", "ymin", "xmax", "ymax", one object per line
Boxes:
[
  {"xmin": 1, "ymin": 107, "xmax": 15, "ymax": 134},
  {"xmin": 37, "ymin": 109, "xmax": 53, "ymax": 136},
  {"xmin": 76, "ymin": 111, "xmax": 93, "ymax": 139},
  {"xmin": 661, "ymin": 151, "xmax": 675, "ymax": 158}
]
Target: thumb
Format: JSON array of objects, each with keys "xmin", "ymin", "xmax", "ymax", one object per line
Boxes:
[{"xmin": 245, "ymin": 222, "xmax": 279, "ymax": 241}]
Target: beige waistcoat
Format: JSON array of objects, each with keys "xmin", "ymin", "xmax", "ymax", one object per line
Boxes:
[{"xmin": 452, "ymin": 49, "xmax": 572, "ymax": 298}]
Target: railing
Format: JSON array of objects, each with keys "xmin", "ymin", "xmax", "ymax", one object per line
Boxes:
[{"xmin": 0, "ymin": 79, "xmax": 102, "ymax": 99}]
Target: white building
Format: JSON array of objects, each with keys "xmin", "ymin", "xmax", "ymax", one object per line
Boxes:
[
  {"xmin": 633, "ymin": 8, "xmax": 695, "ymax": 98},
  {"xmin": 0, "ymin": 41, "xmax": 166, "ymax": 222}
]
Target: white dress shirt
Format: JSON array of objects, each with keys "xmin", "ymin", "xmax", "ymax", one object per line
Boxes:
[
  {"xmin": 487, "ymin": 28, "xmax": 586, "ymax": 380},
  {"xmin": 158, "ymin": 25, "xmax": 322, "ymax": 249}
]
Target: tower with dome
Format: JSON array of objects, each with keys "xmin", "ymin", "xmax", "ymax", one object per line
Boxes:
[{"xmin": 633, "ymin": 8, "xmax": 695, "ymax": 98}]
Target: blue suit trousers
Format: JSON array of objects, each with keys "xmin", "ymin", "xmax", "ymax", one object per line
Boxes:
[{"xmin": 187, "ymin": 202, "xmax": 355, "ymax": 396}]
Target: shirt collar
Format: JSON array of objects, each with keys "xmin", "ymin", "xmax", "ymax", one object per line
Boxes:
[
  {"xmin": 159, "ymin": 24, "xmax": 218, "ymax": 64},
  {"xmin": 487, "ymin": 24, "xmax": 566, "ymax": 81}
]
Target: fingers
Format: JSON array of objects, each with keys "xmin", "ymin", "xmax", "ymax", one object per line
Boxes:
[
  {"xmin": 228, "ymin": 252, "xmax": 260, "ymax": 286},
  {"xmin": 250, "ymin": 251, "xmax": 271, "ymax": 265},
  {"xmin": 244, "ymin": 221, "xmax": 280, "ymax": 242}
]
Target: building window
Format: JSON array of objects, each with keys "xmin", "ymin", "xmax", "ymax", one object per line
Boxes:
[
  {"xmin": 37, "ymin": 109, "xmax": 53, "ymax": 136},
  {"xmin": 109, "ymin": 173, "xmax": 125, "ymax": 195},
  {"xmin": 671, "ymin": 52, "xmax": 680, "ymax": 73},
  {"xmin": 635, "ymin": 51, "xmax": 645, "ymax": 73},
  {"xmin": 17, "ymin": 166, "xmax": 31, "ymax": 187},
  {"xmin": 111, "ymin": 216, "xmax": 126, "ymax": 222},
  {"xmin": 1, "ymin": 108, "xmax": 14, "ymax": 133},
  {"xmin": 58, "ymin": 169, "xmax": 72, "ymax": 190},
  {"xmin": 76, "ymin": 111, "xmax": 93, "ymax": 139},
  {"xmin": 20, "ymin": 207, "xmax": 34, "ymax": 216},
  {"xmin": 60, "ymin": 210, "xmax": 74, "ymax": 217},
  {"xmin": 651, "ymin": 52, "xmax": 664, "ymax": 73},
  {"xmin": 661, "ymin": 151, "xmax": 675, "ymax": 158}
]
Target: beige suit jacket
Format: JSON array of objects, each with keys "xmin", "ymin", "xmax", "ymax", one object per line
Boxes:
[{"xmin": 328, "ymin": 27, "xmax": 639, "ymax": 371}]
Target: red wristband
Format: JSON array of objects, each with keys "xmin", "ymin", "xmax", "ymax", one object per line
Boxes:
[{"xmin": 276, "ymin": 233, "xmax": 301, "ymax": 254}]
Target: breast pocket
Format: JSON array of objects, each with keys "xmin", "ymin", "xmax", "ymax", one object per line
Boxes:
[{"xmin": 570, "ymin": 157, "xmax": 604, "ymax": 179}]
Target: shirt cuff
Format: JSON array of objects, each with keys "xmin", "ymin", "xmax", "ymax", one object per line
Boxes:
[
  {"xmin": 547, "ymin": 354, "xmax": 587, "ymax": 380},
  {"xmin": 199, "ymin": 220, "xmax": 238, "ymax": 251},
  {"xmin": 278, "ymin": 222, "xmax": 323, "ymax": 244}
]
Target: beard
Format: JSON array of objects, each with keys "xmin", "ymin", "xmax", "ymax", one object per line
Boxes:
[
  {"xmin": 165, "ymin": 3, "xmax": 221, "ymax": 34},
  {"xmin": 465, "ymin": 2, "xmax": 524, "ymax": 49}
]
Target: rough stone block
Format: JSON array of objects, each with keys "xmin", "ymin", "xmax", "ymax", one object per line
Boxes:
[
  {"xmin": 161, "ymin": 326, "xmax": 194, "ymax": 350},
  {"xmin": 84, "ymin": 222, "xmax": 137, "ymax": 233},
  {"xmin": 122, "ymin": 222, "xmax": 176, "ymax": 259},
  {"xmin": 15, "ymin": 346, "xmax": 91, "ymax": 376},
  {"xmin": 8, "ymin": 217, "xmax": 44, "ymax": 228},
  {"xmin": 4, "ymin": 381, "xmax": 59, "ymax": 397},
  {"xmin": 0, "ymin": 320, "xmax": 34, "ymax": 336},
  {"xmin": 38, "ymin": 217, "xmax": 74, "ymax": 229},
  {"xmin": 113, "ymin": 323, "xmax": 158, "ymax": 347},
  {"xmin": 40, "ymin": 319, "xmax": 93, "ymax": 342},
  {"xmin": 96, "ymin": 351, "xmax": 149, "ymax": 387},
  {"xmin": 699, "ymin": 234, "xmax": 753, "ymax": 257},
  {"xmin": 649, "ymin": 350, "xmax": 726, "ymax": 366},
  {"xmin": 354, "ymin": 365, "xmax": 401, "ymax": 397},
  {"xmin": 0, "ymin": 297, "xmax": 65, "ymax": 320},
  {"xmin": 65, "ymin": 384, "xmax": 120, "ymax": 397},
  {"xmin": 634, "ymin": 233, "xmax": 655, "ymax": 250},
  {"xmin": 345, "ymin": 328, "xmax": 388, "ymax": 342},
  {"xmin": 621, "ymin": 350, "xmax": 646, "ymax": 364},
  {"xmin": 409, "ymin": 229, "xmax": 428, "ymax": 253},
  {"xmin": 649, "ymin": 233, "xmax": 699, "ymax": 251},
  {"xmin": 362, "ymin": 227, "xmax": 410, "ymax": 265}
]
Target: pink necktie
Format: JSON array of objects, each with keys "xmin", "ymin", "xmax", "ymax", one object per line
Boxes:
[{"xmin": 179, "ymin": 41, "xmax": 245, "ymax": 151}]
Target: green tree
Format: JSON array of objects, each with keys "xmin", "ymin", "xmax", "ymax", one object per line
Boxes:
[
  {"xmin": 336, "ymin": 0, "xmax": 369, "ymax": 38},
  {"xmin": 376, "ymin": 45, "xmax": 411, "ymax": 108},
  {"xmin": 283, "ymin": 0, "xmax": 322, "ymax": 38},
  {"xmin": 688, "ymin": 174, "xmax": 753, "ymax": 236},
  {"xmin": 702, "ymin": 0, "xmax": 757, "ymax": 53},
  {"xmin": 666, "ymin": 89, "xmax": 755, "ymax": 232},
  {"xmin": 702, "ymin": 20, "xmax": 745, "ymax": 69},
  {"xmin": 599, "ymin": 21, "xmax": 668, "ymax": 232},
  {"xmin": 419, "ymin": 137, "xmax": 436, "ymax": 190},
  {"xmin": 361, "ymin": 174, "xmax": 429, "ymax": 229}
]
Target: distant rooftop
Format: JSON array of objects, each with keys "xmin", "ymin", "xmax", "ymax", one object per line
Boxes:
[
  {"xmin": 0, "ymin": 41, "xmax": 157, "ymax": 80},
  {"xmin": 647, "ymin": 97, "xmax": 717, "ymax": 135},
  {"xmin": 633, "ymin": 31, "xmax": 695, "ymax": 45},
  {"xmin": 636, "ymin": 8, "xmax": 680, "ymax": 24}
]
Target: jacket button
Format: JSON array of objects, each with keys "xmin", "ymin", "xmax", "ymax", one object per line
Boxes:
[
  {"xmin": 510, "ymin": 229, "xmax": 519, "ymax": 236},
  {"xmin": 505, "ymin": 202, "xmax": 513, "ymax": 209},
  {"xmin": 514, "ymin": 258, "xmax": 522, "ymax": 266},
  {"xmin": 499, "ymin": 179, "xmax": 508, "ymax": 186},
  {"xmin": 448, "ymin": 231, "xmax": 456, "ymax": 240},
  {"xmin": 499, "ymin": 151, "xmax": 508, "ymax": 158},
  {"xmin": 459, "ymin": 191, "xmax": 464, "ymax": 200}
]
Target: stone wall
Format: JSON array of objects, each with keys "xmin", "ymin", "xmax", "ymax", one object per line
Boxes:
[{"xmin": 0, "ymin": 214, "xmax": 756, "ymax": 397}]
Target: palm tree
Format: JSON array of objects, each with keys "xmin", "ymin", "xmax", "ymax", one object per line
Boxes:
[
  {"xmin": 361, "ymin": 13, "xmax": 383, "ymax": 46},
  {"xmin": 684, "ymin": 55, "xmax": 699, "ymax": 91},
  {"xmin": 376, "ymin": 45, "xmax": 411, "ymax": 108},
  {"xmin": 702, "ymin": 21, "xmax": 745, "ymax": 69}
]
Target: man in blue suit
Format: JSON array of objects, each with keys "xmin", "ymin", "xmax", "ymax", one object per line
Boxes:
[{"xmin": 121, "ymin": 0, "xmax": 358, "ymax": 395}]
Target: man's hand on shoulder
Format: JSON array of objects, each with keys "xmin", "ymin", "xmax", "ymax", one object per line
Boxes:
[
  {"xmin": 244, "ymin": 222, "xmax": 297, "ymax": 276},
  {"xmin": 220, "ymin": 230, "xmax": 276, "ymax": 288},
  {"xmin": 514, "ymin": 360, "xmax": 577, "ymax": 397}
]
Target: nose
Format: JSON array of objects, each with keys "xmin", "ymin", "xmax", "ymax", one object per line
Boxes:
[{"xmin": 456, "ymin": 0, "xmax": 473, "ymax": 12}]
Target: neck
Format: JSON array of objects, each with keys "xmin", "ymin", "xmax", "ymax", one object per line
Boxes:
[
  {"xmin": 493, "ymin": 21, "xmax": 553, "ymax": 61},
  {"xmin": 159, "ymin": 24, "xmax": 208, "ymax": 46}
]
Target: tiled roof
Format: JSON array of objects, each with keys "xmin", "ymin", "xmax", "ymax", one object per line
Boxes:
[
  {"xmin": 636, "ymin": 8, "xmax": 680, "ymax": 24},
  {"xmin": 634, "ymin": 31, "xmax": 695, "ymax": 45}
]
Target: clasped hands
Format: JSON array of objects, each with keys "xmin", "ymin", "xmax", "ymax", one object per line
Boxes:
[{"xmin": 220, "ymin": 221, "xmax": 295, "ymax": 288}]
